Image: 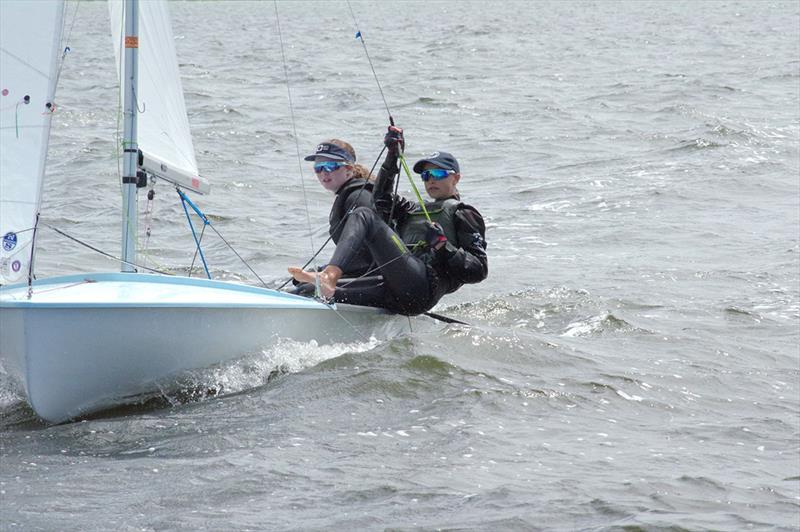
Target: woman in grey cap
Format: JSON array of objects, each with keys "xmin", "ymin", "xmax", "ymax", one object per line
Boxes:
[
  {"xmin": 297, "ymin": 139, "xmax": 375, "ymax": 278},
  {"xmin": 289, "ymin": 128, "xmax": 487, "ymax": 315}
]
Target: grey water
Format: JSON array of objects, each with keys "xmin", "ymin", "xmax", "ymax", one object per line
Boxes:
[{"xmin": 1, "ymin": 0, "xmax": 798, "ymax": 530}]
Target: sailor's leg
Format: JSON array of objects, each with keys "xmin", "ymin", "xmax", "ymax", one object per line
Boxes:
[
  {"xmin": 329, "ymin": 207, "xmax": 431, "ymax": 312},
  {"xmin": 334, "ymin": 279, "xmax": 388, "ymax": 308}
]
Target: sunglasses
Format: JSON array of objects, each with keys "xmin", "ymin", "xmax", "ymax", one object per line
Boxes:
[
  {"xmin": 314, "ymin": 161, "xmax": 348, "ymax": 173},
  {"xmin": 420, "ymin": 168, "xmax": 453, "ymax": 182}
]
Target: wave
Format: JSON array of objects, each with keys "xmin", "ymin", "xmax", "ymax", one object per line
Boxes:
[
  {"xmin": 664, "ymin": 138, "xmax": 726, "ymax": 152},
  {"xmin": 398, "ymin": 96, "xmax": 461, "ymax": 110},
  {"xmin": 445, "ymin": 288, "xmax": 655, "ymax": 338},
  {"xmin": 561, "ymin": 312, "xmax": 647, "ymax": 337}
]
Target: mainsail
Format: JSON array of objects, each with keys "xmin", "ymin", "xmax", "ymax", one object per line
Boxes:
[
  {"xmin": 109, "ymin": 0, "xmax": 208, "ymax": 195},
  {"xmin": 0, "ymin": 0, "xmax": 66, "ymax": 284}
]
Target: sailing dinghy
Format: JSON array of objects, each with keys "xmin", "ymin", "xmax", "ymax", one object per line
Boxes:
[{"xmin": 0, "ymin": 0, "xmax": 420, "ymax": 423}]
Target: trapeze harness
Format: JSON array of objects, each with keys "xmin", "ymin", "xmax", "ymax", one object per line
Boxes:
[{"xmin": 401, "ymin": 198, "xmax": 460, "ymax": 258}]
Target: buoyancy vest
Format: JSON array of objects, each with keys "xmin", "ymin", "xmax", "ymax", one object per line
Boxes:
[
  {"xmin": 330, "ymin": 178, "xmax": 373, "ymax": 241},
  {"xmin": 400, "ymin": 198, "xmax": 461, "ymax": 252}
]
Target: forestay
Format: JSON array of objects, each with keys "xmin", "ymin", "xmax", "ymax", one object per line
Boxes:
[
  {"xmin": 109, "ymin": 0, "xmax": 208, "ymax": 195},
  {"xmin": 0, "ymin": 0, "xmax": 66, "ymax": 284}
]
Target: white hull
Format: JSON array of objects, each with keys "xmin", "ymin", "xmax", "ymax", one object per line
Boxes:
[{"xmin": 0, "ymin": 273, "xmax": 416, "ymax": 422}]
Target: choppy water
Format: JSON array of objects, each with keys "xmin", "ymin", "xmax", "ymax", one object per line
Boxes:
[{"xmin": 2, "ymin": 1, "xmax": 799, "ymax": 530}]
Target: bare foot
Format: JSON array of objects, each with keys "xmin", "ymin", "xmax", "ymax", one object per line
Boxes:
[
  {"xmin": 317, "ymin": 271, "xmax": 338, "ymax": 299},
  {"xmin": 288, "ymin": 266, "xmax": 317, "ymax": 284},
  {"xmin": 288, "ymin": 266, "xmax": 341, "ymax": 300}
]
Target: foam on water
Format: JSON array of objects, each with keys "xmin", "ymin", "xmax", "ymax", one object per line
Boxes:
[{"xmin": 159, "ymin": 336, "xmax": 381, "ymax": 403}]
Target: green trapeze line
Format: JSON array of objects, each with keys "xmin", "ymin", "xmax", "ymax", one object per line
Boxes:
[{"xmin": 398, "ymin": 154, "xmax": 430, "ymax": 222}]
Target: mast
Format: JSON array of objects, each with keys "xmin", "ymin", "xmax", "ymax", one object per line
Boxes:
[{"xmin": 120, "ymin": 0, "xmax": 139, "ymax": 272}]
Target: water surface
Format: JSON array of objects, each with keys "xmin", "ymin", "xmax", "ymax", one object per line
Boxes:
[{"xmin": 2, "ymin": 1, "xmax": 799, "ymax": 530}]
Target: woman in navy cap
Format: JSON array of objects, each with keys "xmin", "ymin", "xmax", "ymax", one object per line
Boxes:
[
  {"xmin": 300, "ymin": 139, "xmax": 375, "ymax": 278},
  {"xmin": 289, "ymin": 128, "xmax": 487, "ymax": 315}
]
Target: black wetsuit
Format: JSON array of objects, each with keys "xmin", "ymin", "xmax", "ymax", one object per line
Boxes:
[
  {"xmin": 329, "ymin": 178, "xmax": 374, "ymax": 277},
  {"xmin": 329, "ymin": 153, "xmax": 488, "ymax": 315},
  {"xmin": 291, "ymin": 178, "xmax": 374, "ymax": 296}
]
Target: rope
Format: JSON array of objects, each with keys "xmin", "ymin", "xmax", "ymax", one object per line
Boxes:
[
  {"xmin": 337, "ymin": 253, "xmax": 407, "ymax": 288},
  {"xmin": 41, "ymin": 214, "xmax": 269, "ymax": 289},
  {"xmin": 142, "ymin": 186, "xmax": 156, "ymax": 267},
  {"xmin": 27, "ymin": 213, "xmax": 40, "ymax": 298},
  {"xmin": 398, "ymin": 153, "xmax": 431, "ymax": 221},
  {"xmin": 273, "ymin": 1, "xmax": 317, "ymax": 261},
  {"xmin": 179, "ymin": 190, "xmax": 211, "ymax": 279},
  {"xmin": 23, "ymin": 1, "xmax": 81, "ymax": 288},
  {"xmin": 346, "ymin": 0, "xmax": 393, "ymax": 122},
  {"xmin": 204, "ymin": 223, "xmax": 269, "ymax": 288},
  {"xmin": 41, "ymin": 223, "xmax": 173, "ymax": 275},
  {"xmin": 53, "ymin": 0, "xmax": 81, "ymax": 89},
  {"xmin": 320, "ymin": 299, "xmax": 372, "ymax": 342},
  {"xmin": 187, "ymin": 220, "xmax": 207, "ymax": 279},
  {"xmin": 344, "ymin": 5, "xmax": 429, "ymax": 219},
  {"xmin": 176, "ymin": 188, "xmax": 269, "ymax": 286}
]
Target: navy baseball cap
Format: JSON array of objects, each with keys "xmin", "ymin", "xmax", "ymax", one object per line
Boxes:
[
  {"xmin": 413, "ymin": 151, "xmax": 460, "ymax": 173},
  {"xmin": 304, "ymin": 142, "xmax": 355, "ymax": 162}
]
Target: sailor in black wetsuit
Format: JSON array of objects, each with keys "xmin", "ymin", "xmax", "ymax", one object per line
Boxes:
[
  {"xmin": 301, "ymin": 139, "xmax": 375, "ymax": 278},
  {"xmin": 289, "ymin": 128, "xmax": 488, "ymax": 315}
]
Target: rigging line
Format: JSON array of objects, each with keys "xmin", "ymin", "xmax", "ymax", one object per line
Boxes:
[
  {"xmin": 142, "ymin": 185, "xmax": 156, "ymax": 263},
  {"xmin": 23, "ymin": 279, "xmax": 95, "ymax": 297},
  {"xmin": 0, "ymin": 50, "xmax": 51, "ymax": 80},
  {"xmin": 205, "ymin": 223, "xmax": 269, "ymax": 288},
  {"xmin": 26, "ymin": 213, "xmax": 40, "ymax": 298},
  {"xmin": 320, "ymin": 299, "xmax": 372, "ymax": 342},
  {"xmin": 178, "ymin": 189, "xmax": 211, "ymax": 279},
  {"xmin": 0, "ymin": 226, "xmax": 36, "ymax": 235},
  {"xmin": 274, "ymin": 251, "xmax": 405, "ymax": 296},
  {"xmin": 273, "ymin": 1, "xmax": 316, "ymax": 260},
  {"xmin": 187, "ymin": 222, "xmax": 206, "ymax": 278},
  {"xmin": 337, "ymin": 252, "xmax": 407, "ymax": 288},
  {"xmin": 398, "ymin": 153, "xmax": 431, "ymax": 220},
  {"xmin": 40, "ymin": 223, "xmax": 173, "ymax": 275},
  {"xmin": 176, "ymin": 187, "xmax": 269, "ymax": 287},
  {"xmin": 346, "ymin": 0, "xmax": 393, "ymax": 122},
  {"xmin": 132, "ymin": 85, "xmax": 145, "ymax": 114},
  {"xmin": 53, "ymin": 0, "xmax": 81, "ymax": 89}
]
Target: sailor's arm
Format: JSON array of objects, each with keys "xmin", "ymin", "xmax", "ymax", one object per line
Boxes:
[
  {"xmin": 374, "ymin": 144, "xmax": 415, "ymax": 223},
  {"xmin": 374, "ymin": 151, "xmax": 399, "ymax": 219},
  {"xmin": 434, "ymin": 205, "xmax": 488, "ymax": 284}
]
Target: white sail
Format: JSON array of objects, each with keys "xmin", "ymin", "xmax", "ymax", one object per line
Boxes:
[
  {"xmin": 0, "ymin": 0, "xmax": 66, "ymax": 284},
  {"xmin": 109, "ymin": 0, "xmax": 208, "ymax": 194}
]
